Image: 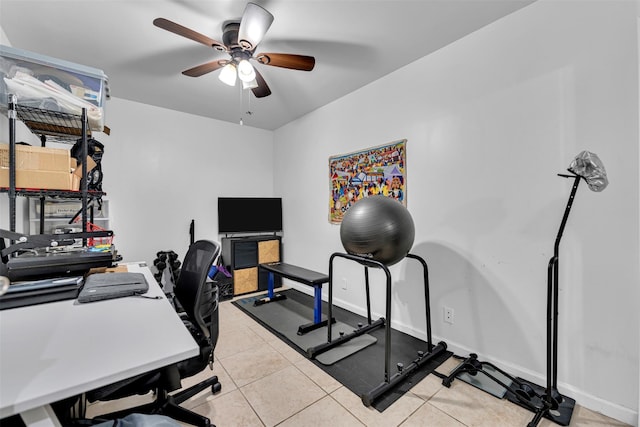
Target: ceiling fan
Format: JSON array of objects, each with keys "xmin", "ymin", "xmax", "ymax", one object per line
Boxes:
[{"xmin": 153, "ymin": 2, "xmax": 315, "ymax": 98}]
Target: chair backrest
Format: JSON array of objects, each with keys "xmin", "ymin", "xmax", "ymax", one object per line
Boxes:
[{"xmin": 174, "ymin": 240, "xmax": 220, "ymax": 344}]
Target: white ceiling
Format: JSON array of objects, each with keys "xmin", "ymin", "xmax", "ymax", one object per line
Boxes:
[{"xmin": 0, "ymin": 0, "xmax": 535, "ymax": 130}]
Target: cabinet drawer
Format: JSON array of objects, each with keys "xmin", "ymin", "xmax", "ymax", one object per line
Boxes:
[
  {"xmin": 233, "ymin": 241, "xmax": 258, "ymax": 269},
  {"xmin": 258, "ymin": 240, "xmax": 280, "ymax": 264},
  {"xmin": 233, "ymin": 267, "xmax": 258, "ymax": 295}
]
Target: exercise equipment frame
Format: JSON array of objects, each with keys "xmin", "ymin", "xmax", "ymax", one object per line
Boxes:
[{"xmin": 307, "ymin": 252, "xmax": 447, "ymax": 407}]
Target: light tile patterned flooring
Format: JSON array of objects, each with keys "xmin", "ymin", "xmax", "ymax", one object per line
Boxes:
[{"xmin": 87, "ymin": 292, "xmax": 630, "ymax": 427}]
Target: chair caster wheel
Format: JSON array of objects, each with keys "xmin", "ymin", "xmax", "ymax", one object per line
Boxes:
[{"xmin": 212, "ymin": 382, "xmax": 222, "ymax": 394}]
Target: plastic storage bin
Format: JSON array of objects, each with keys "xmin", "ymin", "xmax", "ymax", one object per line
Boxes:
[{"xmin": 0, "ymin": 45, "xmax": 109, "ymax": 131}]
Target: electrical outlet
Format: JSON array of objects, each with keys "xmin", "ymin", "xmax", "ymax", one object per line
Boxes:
[
  {"xmin": 444, "ymin": 306, "xmax": 454, "ymax": 324},
  {"xmin": 341, "ymin": 278, "xmax": 348, "ymax": 290}
]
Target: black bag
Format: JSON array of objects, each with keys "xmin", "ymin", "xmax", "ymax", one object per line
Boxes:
[
  {"xmin": 71, "ymin": 137, "xmax": 104, "ymax": 191},
  {"xmin": 212, "ymin": 270, "xmax": 233, "ymax": 301}
]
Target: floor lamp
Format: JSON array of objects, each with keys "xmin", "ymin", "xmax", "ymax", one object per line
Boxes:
[{"xmin": 443, "ymin": 151, "xmax": 608, "ymax": 427}]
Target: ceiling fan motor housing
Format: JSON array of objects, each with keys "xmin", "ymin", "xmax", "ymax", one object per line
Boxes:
[{"xmin": 222, "ymin": 22, "xmax": 242, "ymax": 50}]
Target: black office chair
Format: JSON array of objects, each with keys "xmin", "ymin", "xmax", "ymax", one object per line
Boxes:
[{"xmin": 86, "ymin": 240, "xmax": 222, "ymax": 427}]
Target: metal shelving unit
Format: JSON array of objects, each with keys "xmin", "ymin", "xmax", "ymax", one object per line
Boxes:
[
  {"xmin": 14, "ymin": 105, "xmax": 90, "ymax": 141},
  {"xmin": 2, "ymin": 95, "xmax": 106, "ymax": 239}
]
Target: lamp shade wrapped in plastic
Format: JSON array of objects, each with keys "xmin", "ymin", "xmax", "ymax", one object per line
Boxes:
[{"xmin": 568, "ymin": 150, "xmax": 608, "ymax": 192}]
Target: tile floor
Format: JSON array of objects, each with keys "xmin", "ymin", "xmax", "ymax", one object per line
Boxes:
[{"xmin": 87, "ymin": 291, "xmax": 630, "ymax": 427}]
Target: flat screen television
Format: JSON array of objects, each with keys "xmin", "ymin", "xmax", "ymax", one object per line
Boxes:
[{"xmin": 218, "ymin": 197, "xmax": 283, "ymax": 234}]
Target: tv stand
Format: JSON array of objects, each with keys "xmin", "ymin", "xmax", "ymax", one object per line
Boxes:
[
  {"xmin": 221, "ymin": 235, "xmax": 281, "ymax": 295},
  {"xmin": 222, "ymin": 231, "xmax": 279, "ymax": 239}
]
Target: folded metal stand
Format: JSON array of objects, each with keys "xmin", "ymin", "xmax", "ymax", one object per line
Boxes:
[
  {"xmin": 0, "ymin": 228, "xmax": 116, "ymax": 282},
  {"xmin": 443, "ymin": 174, "xmax": 581, "ymax": 427},
  {"xmin": 307, "ymin": 252, "xmax": 447, "ymax": 407},
  {"xmin": 0, "ymin": 228, "xmax": 112, "ymax": 256}
]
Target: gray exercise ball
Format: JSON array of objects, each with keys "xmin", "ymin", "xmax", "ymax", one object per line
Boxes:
[{"xmin": 340, "ymin": 195, "xmax": 415, "ymax": 266}]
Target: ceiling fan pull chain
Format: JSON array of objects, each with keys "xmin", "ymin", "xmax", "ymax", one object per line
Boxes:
[{"xmin": 239, "ymin": 84, "xmax": 244, "ymax": 125}]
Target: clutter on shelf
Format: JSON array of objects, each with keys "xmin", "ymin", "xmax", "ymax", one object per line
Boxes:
[{"xmin": 0, "ymin": 44, "xmax": 109, "ymax": 132}]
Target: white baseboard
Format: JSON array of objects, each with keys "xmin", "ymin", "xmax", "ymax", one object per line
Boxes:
[{"xmin": 292, "ymin": 287, "xmax": 639, "ymax": 427}]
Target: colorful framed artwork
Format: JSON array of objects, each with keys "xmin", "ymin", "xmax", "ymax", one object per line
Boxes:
[{"xmin": 329, "ymin": 139, "xmax": 407, "ymax": 224}]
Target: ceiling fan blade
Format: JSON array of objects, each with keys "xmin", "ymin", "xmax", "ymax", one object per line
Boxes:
[
  {"xmin": 251, "ymin": 68, "xmax": 271, "ymax": 98},
  {"xmin": 255, "ymin": 53, "xmax": 315, "ymax": 71},
  {"xmin": 238, "ymin": 3, "xmax": 274, "ymax": 50},
  {"xmin": 182, "ymin": 60, "xmax": 227, "ymax": 77},
  {"xmin": 153, "ymin": 18, "xmax": 226, "ymax": 51}
]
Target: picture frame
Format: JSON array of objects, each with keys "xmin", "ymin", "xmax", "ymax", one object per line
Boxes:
[{"xmin": 329, "ymin": 139, "xmax": 407, "ymax": 224}]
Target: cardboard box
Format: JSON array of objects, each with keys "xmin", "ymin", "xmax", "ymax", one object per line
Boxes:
[
  {"xmin": 0, "ymin": 143, "xmax": 70, "ymax": 172},
  {"xmin": 0, "ymin": 168, "xmax": 72, "ymax": 190},
  {"xmin": 0, "ymin": 143, "xmax": 73, "ymax": 190},
  {"xmin": 69, "ymin": 156, "xmax": 96, "ymax": 191},
  {"xmin": 72, "ymin": 156, "xmax": 97, "ymax": 178},
  {"xmin": 71, "ymin": 173, "xmax": 80, "ymax": 191}
]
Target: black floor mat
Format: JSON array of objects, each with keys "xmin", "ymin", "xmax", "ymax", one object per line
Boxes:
[
  {"xmin": 233, "ymin": 292, "xmax": 377, "ymax": 365},
  {"xmin": 233, "ymin": 288, "xmax": 452, "ymax": 412}
]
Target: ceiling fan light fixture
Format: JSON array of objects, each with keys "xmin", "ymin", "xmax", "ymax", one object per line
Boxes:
[
  {"xmin": 237, "ymin": 59, "xmax": 256, "ymax": 83},
  {"xmin": 156, "ymin": 4, "xmax": 314, "ymax": 99},
  {"xmin": 219, "ymin": 63, "xmax": 237, "ymax": 86},
  {"xmin": 238, "ymin": 2, "xmax": 274, "ymax": 50}
]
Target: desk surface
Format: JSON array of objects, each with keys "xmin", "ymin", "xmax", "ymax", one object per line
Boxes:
[
  {"xmin": 260, "ymin": 262, "xmax": 329, "ymax": 286},
  {"xmin": 0, "ymin": 263, "xmax": 199, "ymax": 421}
]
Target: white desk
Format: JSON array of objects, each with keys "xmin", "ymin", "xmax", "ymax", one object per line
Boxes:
[{"xmin": 0, "ymin": 263, "xmax": 199, "ymax": 426}]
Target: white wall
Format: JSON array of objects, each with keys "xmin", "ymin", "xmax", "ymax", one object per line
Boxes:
[
  {"xmin": 0, "ymin": 25, "xmax": 8, "ymax": 46},
  {"xmin": 274, "ymin": 0, "xmax": 639, "ymax": 424},
  {"xmin": 0, "ymin": 97, "xmax": 275, "ymax": 265},
  {"xmin": 98, "ymin": 98, "xmax": 274, "ymax": 264}
]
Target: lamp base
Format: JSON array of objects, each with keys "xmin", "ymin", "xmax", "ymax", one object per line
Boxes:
[{"xmin": 507, "ymin": 378, "xmax": 575, "ymax": 426}]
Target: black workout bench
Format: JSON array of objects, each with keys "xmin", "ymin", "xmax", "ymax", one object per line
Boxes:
[{"xmin": 255, "ymin": 262, "xmax": 336, "ymax": 335}]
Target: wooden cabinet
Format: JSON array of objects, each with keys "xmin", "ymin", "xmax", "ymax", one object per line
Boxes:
[{"xmin": 222, "ymin": 235, "xmax": 281, "ymax": 295}]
